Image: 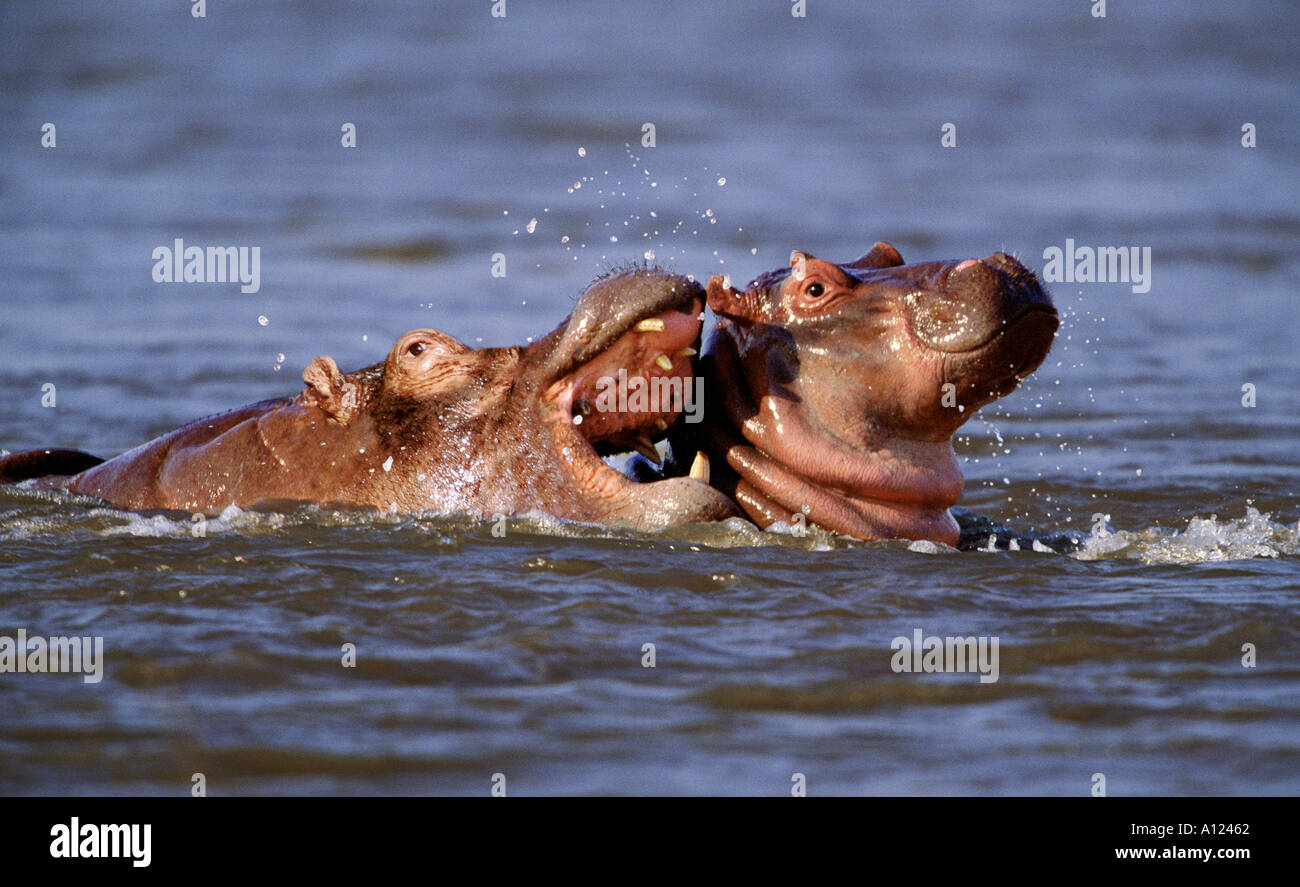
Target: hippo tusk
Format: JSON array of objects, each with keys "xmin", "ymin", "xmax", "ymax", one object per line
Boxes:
[{"xmin": 688, "ymin": 450, "xmax": 710, "ymax": 484}]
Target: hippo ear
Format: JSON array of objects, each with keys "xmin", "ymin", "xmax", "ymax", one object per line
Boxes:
[
  {"xmin": 788, "ymin": 250, "xmax": 814, "ymax": 280},
  {"xmin": 706, "ymin": 274, "xmax": 758, "ymax": 322},
  {"xmin": 302, "ymin": 356, "xmax": 359, "ymax": 425},
  {"xmin": 844, "ymin": 241, "xmax": 905, "ymax": 270},
  {"xmin": 705, "ymin": 274, "xmax": 742, "ymax": 302}
]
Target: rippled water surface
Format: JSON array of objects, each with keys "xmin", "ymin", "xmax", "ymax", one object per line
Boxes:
[{"xmin": 1, "ymin": 0, "xmax": 1296, "ymax": 795}]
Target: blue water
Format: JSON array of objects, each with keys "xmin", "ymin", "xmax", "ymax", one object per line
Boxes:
[{"xmin": 0, "ymin": 0, "xmax": 1296, "ymax": 795}]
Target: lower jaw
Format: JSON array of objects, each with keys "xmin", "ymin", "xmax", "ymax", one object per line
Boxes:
[
  {"xmin": 687, "ymin": 380, "xmax": 963, "ymax": 544},
  {"xmin": 725, "ymin": 444, "xmax": 961, "ymax": 545},
  {"xmin": 539, "ymin": 383, "xmax": 733, "ymax": 530}
]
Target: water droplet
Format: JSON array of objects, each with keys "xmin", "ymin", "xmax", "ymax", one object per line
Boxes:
[
  {"xmin": 578, "ymin": 146, "xmax": 586, "ymax": 157},
  {"xmin": 526, "ymin": 218, "xmax": 537, "ymax": 234},
  {"xmin": 716, "ymin": 177, "xmax": 726, "ymax": 186},
  {"xmin": 257, "ymin": 315, "xmax": 268, "ymax": 326}
]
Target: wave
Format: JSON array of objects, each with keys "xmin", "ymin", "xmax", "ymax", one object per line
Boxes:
[
  {"xmin": 1073, "ymin": 506, "xmax": 1299, "ymax": 565},
  {"xmin": 1, "ymin": 486, "xmax": 1295, "ymax": 563}
]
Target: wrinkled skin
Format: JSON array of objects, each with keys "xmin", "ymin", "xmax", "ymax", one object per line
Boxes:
[
  {"xmin": 2, "ymin": 269, "xmax": 735, "ymax": 531},
  {"xmin": 676, "ymin": 243, "xmax": 1058, "ymax": 546}
]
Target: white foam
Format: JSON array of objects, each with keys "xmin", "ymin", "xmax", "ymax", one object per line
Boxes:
[{"xmin": 1074, "ymin": 505, "xmax": 1298, "ymax": 565}]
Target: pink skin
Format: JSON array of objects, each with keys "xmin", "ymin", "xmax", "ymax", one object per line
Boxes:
[
  {"xmin": 691, "ymin": 243, "xmax": 1058, "ymax": 545},
  {"xmin": 562, "ymin": 298, "xmax": 702, "ymax": 449}
]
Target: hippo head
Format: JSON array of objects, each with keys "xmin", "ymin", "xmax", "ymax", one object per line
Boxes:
[
  {"xmin": 697, "ymin": 243, "xmax": 1058, "ymax": 545},
  {"xmin": 306, "ymin": 267, "xmax": 733, "ymax": 529}
]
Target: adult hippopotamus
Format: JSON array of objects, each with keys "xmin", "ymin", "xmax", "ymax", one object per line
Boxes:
[
  {"xmin": 673, "ymin": 243, "xmax": 1058, "ymax": 546},
  {"xmin": 0, "ymin": 268, "xmax": 735, "ymax": 531}
]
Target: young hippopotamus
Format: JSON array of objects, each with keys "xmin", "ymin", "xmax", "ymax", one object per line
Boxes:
[
  {"xmin": 674, "ymin": 243, "xmax": 1058, "ymax": 546},
  {"xmin": 1, "ymin": 269, "xmax": 735, "ymax": 531}
]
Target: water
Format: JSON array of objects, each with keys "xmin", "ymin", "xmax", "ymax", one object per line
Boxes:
[{"xmin": 1, "ymin": 0, "xmax": 1296, "ymax": 795}]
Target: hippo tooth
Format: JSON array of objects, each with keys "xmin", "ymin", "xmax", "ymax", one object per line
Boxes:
[
  {"xmin": 654, "ymin": 354, "xmax": 673, "ymax": 371},
  {"xmin": 655, "ymin": 418, "xmax": 668, "ymax": 431},
  {"xmin": 688, "ymin": 451, "xmax": 710, "ymax": 483},
  {"xmin": 633, "ymin": 436, "xmax": 661, "ymax": 465},
  {"xmin": 635, "ymin": 318, "xmax": 666, "ymax": 333},
  {"xmin": 675, "ymin": 346, "xmax": 697, "ymax": 357}
]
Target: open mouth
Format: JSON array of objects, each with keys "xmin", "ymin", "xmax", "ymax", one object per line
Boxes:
[
  {"xmin": 544, "ymin": 295, "xmax": 710, "ymax": 481},
  {"xmin": 569, "ymin": 297, "xmax": 703, "ymax": 456}
]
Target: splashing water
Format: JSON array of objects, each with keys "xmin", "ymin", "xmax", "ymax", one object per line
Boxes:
[{"xmin": 1075, "ymin": 506, "xmax": 1299, "ymax": 564}]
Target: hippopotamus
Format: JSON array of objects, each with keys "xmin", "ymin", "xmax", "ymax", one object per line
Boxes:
[
  {"xmin": 671, "ymin": 243, "xmax": 1058, "ymax": 546},
  {"xmin": 0, "ymin": 268, "xmax": 735, "ymax": 531}
]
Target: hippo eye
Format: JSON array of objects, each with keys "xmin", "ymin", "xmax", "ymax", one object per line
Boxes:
[
  {"xmin": 407, "ymin": 342, "xmax": 427, "ymax": 357},
  {"xmin": 806, "ymin": 283, "xmax": 825, "ymax": 298}
]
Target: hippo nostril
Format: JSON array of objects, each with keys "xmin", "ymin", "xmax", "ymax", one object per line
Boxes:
[{"xmin": 946, "ymin": 257, "xmax": 1002, "ymax": 292}]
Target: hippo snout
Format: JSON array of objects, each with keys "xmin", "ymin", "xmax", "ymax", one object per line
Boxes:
[{"xmin": 910, "ymin": 253, "xmax": 1056, "ymax": 354}]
